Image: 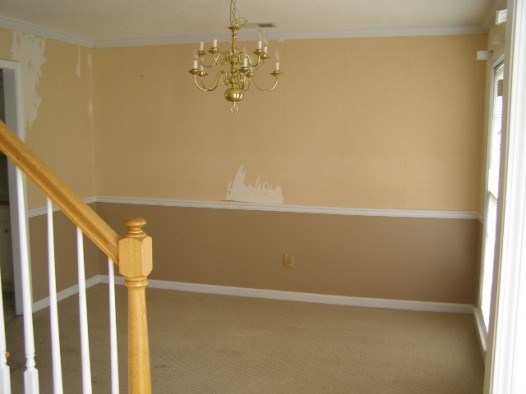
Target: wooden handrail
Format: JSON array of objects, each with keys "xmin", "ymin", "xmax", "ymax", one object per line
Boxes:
[
  {"xmin": 0, "ymin": 120, "xmax": 153, "ymax": 393},
  {"xmin": 0, "ymin": 120, "xmax": 120, "ymax": 262}
]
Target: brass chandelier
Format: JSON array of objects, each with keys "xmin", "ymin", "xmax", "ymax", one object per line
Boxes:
[{"xmin": 189, "ymin": 0, "xmax": 283, "ymax": 112}]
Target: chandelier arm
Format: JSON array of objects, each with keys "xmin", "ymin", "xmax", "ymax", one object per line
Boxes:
[
  {"xmin": 250, "ymin": 75, "xmax": 280, "ymax": 92},
  {"xmin": 246, "ymin": 54, "xmax": 264, "ymax": 70},
  {"xmin": 194, "ymin": 70, "xmax": 227, "ymax": 91},
  {"xmin": 251, "ymin": 62, "xmax": 266, "ymax": 72},
  {"xmin": 249, "ymin": 53, "xmax": 271, "ymax": 71},
  {"xmin": 252, "ymin": 64, "xmax": 265, "ymax": 72},
  {"xmin": 199, "ymin": 52, "xmax": 228, "ymax": 68}
]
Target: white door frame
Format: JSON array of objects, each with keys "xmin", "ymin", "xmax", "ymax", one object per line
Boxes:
[{"xmin": 0, "ymin": 59, "xmax": 28, "ymax": 315}]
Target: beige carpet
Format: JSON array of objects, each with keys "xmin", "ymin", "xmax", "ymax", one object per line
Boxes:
[{"xmin": 5, "ymin": 285, "xmax": 484, "ymax": 393}]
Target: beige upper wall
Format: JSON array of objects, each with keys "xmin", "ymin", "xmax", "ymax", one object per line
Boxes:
[
  {"xmin": 0, "ymin": 28, "xmax": 97, "ymax": 209},
  {"xmin": 1, "ymin": 28, "xmax": 487, "ymax": 212},
  {"xmin": 94, "ymin": 34, "xmax": 487, "ymax": 211}
]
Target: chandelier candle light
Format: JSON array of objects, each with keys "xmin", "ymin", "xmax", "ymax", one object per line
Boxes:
[{"xmin": 189, "ymin": 0, "xmax": 283, "ymax": 112}]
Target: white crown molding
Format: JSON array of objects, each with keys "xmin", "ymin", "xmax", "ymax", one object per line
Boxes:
[
  {"xmin": 94, "ymin": 26, "xmax": 487, "ymax": 48},
  {"xmin": 1, "ymin": 14, "xmax": 487, "ymax": 49},
  {"xmin": 93, "ymin": 34, "xmax": 228, "ymax": 48},
  {"xmin": 0, "ymin": 15, "xmax": 94, "ymax": 47},
  {"xmin": 265, "ymin": 25, "xmax": 487, "ymax": 41}
]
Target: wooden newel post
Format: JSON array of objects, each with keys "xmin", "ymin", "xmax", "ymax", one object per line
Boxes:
[{"xmin": 118, "ymin": 218, "xmax": 153, "ymax": 394}]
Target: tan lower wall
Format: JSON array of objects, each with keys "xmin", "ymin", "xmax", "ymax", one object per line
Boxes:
[
  {"xmin": 97, "ymin": 203, "xmax": 481, "ymax": 304},
  {"xmin": 24, "ymin": 203, "xmax": 481, "ymax": 305}
]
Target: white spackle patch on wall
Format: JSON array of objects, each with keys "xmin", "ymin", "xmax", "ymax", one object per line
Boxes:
[
  {"xmin": 11, "ymin": 32, "xmax": 47, "ymax": 131},
  {"xmin": 226, "ymin": 165, "xmax": 284, "ymax": 204}
]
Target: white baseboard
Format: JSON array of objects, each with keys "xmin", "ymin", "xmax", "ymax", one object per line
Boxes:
[
  {"xmin": 33, "ymin": 275, "xmax": 474, "ymax": 315},
  {"xmin": 32, "ymin": 275, "xmax": 103, "ymax": 313},
  {"xmin": 99, "ymin": 276, "xmax": 473, "ymax": 314},
  {"xmin": 473, "ymin": 307, "xmax": 488, "ymax": 356}
]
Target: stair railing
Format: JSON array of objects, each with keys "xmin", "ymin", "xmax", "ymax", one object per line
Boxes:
[{"xmin": 0, "ymin": 120, "xmax": 152, "ymax": 394}]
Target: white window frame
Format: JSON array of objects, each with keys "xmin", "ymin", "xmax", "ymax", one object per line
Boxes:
[
  {"xmin": 484, "ymin": 0, "xmax": 526, "ymax": 392},
  {"xmin": 479, "ymin": 58, "xmax": 504, "ymax": 336}
]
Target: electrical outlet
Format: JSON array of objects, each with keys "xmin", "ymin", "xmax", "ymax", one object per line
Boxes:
[{"xmin": 283, "ymin": 252, "xmax": 294, "ymax": 268}]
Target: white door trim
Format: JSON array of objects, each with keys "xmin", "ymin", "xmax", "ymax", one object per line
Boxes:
[{"xmin": 0, "ymin": 59, "xmax": 29, "ymax": 315}]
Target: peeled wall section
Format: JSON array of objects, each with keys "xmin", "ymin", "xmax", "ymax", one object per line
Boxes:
[
  {"xmin": 0, "ymin": 27, "xmax": 99, "ymax": 298},
  {"xmin": 0, "ymin": 27, "xmax": 97, "ymax": 209}
]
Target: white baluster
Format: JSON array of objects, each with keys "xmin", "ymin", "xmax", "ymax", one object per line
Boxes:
[
  {"xmin": 0, "ymin": 267, "xmax": 12, "ymax": 393},
  {"xmin": 16, "ymin": 168, "xmax": 39, "ymax": 393},
  {"xmin": 76, "ymin": 228, "xmax": 92, "ymax": 393},
  {"xmin": 46, "ymin": 199, "xmax": 63, "ymax": 394},
  {"xmin": 108, "ymin": 258, "xmax": 119, "ymax": 394}
]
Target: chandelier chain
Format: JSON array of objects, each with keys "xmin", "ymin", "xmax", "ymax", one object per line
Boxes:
[{"xmin": 230, "ymin": 0, "xmax": 247, "ymax": 29}]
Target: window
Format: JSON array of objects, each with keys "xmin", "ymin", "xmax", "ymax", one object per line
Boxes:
[{"xmin": 480, "ymin": 62, "xmax": 504, "ymax": 329}]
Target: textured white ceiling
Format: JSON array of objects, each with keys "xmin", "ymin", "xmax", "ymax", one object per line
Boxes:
[{"xmin": 0, "ymin": 0, "xmax": 496, "ymax": 46}]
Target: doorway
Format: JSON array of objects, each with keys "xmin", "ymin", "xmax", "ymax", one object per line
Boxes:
[
  {"xmin": 0, "ymin": 70, "xmax": 15, "ymax": 320},
  {"xmin": 0, "ymin": 61, "xmax": 26, "ymax": 316}
]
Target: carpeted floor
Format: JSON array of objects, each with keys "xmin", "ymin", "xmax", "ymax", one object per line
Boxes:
[{"xmin": 5, "ymin": 284, "xmax": 484, "ymax": 393}]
